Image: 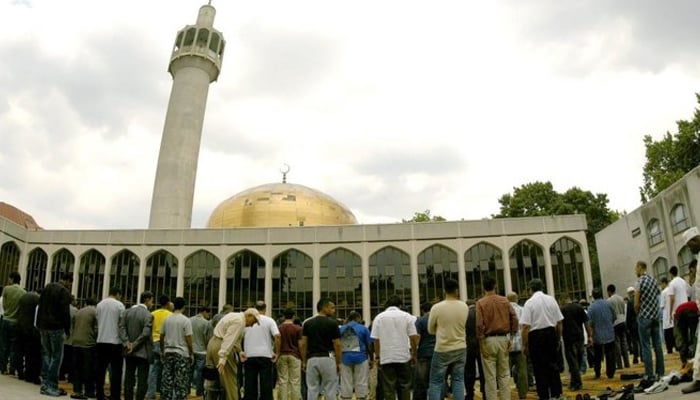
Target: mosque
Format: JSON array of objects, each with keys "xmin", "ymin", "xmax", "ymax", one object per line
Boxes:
[{"xmin": 0, "ymin": 4, "xmax": 592, "ymax": 323}]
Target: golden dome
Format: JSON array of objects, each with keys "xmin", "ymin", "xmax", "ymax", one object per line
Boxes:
[{"xmin": 206, "ymin": 182, "xmax": 358, "ymax": 228}]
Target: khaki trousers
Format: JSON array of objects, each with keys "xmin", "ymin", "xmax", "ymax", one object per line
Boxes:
[{"xmin": 207, "ymin": 336, "xmax": 239, "ymax": 400}]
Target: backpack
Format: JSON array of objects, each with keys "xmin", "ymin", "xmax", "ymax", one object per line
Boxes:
[{"xmin": 340, "ymin": 324, "xmax": 361, "ymax": 353}]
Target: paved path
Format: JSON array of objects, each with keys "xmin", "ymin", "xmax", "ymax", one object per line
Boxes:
[{"xmin": 0, "ymin": 352, "xmax": 695, "ymax": 400}]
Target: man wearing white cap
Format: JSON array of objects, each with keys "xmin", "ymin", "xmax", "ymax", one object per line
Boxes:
[{"xmin": 681, "ymin": 226, "xmax": 700, "ymax": 394}]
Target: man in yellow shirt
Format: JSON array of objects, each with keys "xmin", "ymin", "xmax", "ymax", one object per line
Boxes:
[{"xmin": 146, "ymin": 296, "xmax": 173, "ymax": 400}]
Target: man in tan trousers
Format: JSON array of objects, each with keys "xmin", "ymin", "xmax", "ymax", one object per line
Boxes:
[{"xmin": 206, "ymin": 308, "xmax": 260, "ymax": 400}]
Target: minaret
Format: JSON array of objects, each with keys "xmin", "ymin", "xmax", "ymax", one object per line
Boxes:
[{"xmin": 148, "ymin": 3, "xmax": 225, "ymax": 229}]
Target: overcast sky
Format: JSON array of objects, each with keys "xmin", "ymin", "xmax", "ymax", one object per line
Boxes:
[{"xmin": 1, "ymin": 0, "xmax": 699, "ymax": 230}]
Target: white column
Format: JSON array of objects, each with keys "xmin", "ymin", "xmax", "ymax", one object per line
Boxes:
[
  {"xmin": 361, "ymin": 242, "xmax": 371, "ymax": 325},
  {"xmin": 410, "ymin": 241, "xmax": 420, "ymax": 316},
  {"xmin": 502, "ymin": 250, "xmax": 513, "ymax": 295},
  {"xmin": 177, "ymin": 253, "xmax": 185, "ymax": 297},
  {"xmin": 457, "ymin": 247, "xmax": 467, "ymax": 302},
  {"xmin": 543, "ymin": 245, "xmax": 555, "ymax": 296},
  {"xmin": 313, "ymin": 243, "xmax": 320, "ymax": 313}
]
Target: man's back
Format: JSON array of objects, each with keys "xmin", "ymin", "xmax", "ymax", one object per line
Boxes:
[
  {"xmin": 190, "ymin": 314, "xmax": 213, "ymax": 354},
  {"xmin": 429, "ymin": 299, "xmax": 468, "ymax": 352},
  {"xmin": 121, "ymin": 305, "xmax": 153, "ymax": 358},
  {"xmin": 370, "ymin": 306, "xmax": 416, "ymax": 363},
  {"xmin": 560, "ymin": 302, "xmax": 587, "ymax": 344},
  {"xmin": 96, "ymin": 297, "xmax": 125, "ymax": 344}
]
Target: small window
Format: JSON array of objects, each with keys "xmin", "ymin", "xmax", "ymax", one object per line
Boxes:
[
  {"xmin": 184, "ymin": 27, "xmax": 196, "ymax": 46},
  {"xmin": 648, "ymin": 219, "xmax": 663, "ymax": 246},
  {"xmin": 653, "ymin": 257, "xmax": 669, "ymax": 281},
  {"xmin": 631, "ymin": 227, "xmax": 641, "ymax": 238},
  {"xmin": 671, "ymin": 204, "xmax": 690, "ymax": 233},
  {"xmin": 210, "ymin": 33, "xmax": 220, "ymax": 53},
  {"xmin": 678, "ymin": 246, "xmax": 694, "ymax": 277},
  {"xmin": 197, "ymin": 28, "xmax": 209, "ymax": 48}
]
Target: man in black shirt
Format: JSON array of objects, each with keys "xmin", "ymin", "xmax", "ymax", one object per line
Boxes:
[
  {"xmin": 559, "ymin": 293, "xmax": 592, "ymax": 391},
  {"xmin": 300, "ymin": 298, "xmax": 341, "ymax": 400},
  {"xmin": 37, "ymin": 273, "xmax": 73, "ymax": 397}
]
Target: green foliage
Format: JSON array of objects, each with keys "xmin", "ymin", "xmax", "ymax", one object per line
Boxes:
[
  {"xmin": 640, "ymin": 93, "xmax": 700, "ymax": 202},
  {"xmin": 402, "ymin": 209, "xmax": 446, "ymax": 223},
  {"xmin": 494, "ymin": 182, "xmax": 622, "ymax": 286}
]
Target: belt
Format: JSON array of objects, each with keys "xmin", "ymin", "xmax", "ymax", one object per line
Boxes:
[
  {"xmin": 308, "ymin": 352, "xmax": 332, "ymax": 359},
  {"xmin": 485, "ymin": 332, "xmax": 509, "ymax": 337}
]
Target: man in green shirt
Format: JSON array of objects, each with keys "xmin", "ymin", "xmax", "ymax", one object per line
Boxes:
[{"xmin": 1, "ymin": 272, "xmax": 25, "ymax": 375}]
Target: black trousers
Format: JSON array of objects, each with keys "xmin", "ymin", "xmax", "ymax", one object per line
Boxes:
[
  {"xmin": 675, "ymin": 310, "xmax": 699, "ymax": 364},
  {"xmin": 593, "ymin": 342, "xmax": 616, "ymax": 379},
  {"xmin": 73, "ymin": 346, "xmax": 96, "ymax": 396},
  {"xmin": 563, "ymin": 340, "xmax": 584, "ymax": 388},
  {"xmin": 663, "ymin": 327, "xmax": 675, "ymax": 354},
  {"xmin": 529, "ymin": 327, "xmax": 562, "ymax": 400},
  {"xmin": 243, "ymin": 357, "xmax": 274, "ymax": 400},
  {"xmin": 464, "ymin": 346, "xmax": 485, "ymax": 400},
  {"xmin": 95, "ymin": 343, "xmax": 124, "ymax": 400},
  {"xmin": 16, "ymin": 327, "xmax": 41, "ymax": 383},
  {"xmin": 614, "ymin": 323, "xmax": 629, "ymax": 368},
  {"xmin": 124, "ymin": 356, "xmax": 149, "ymax": 400},
  {"xmin": 626, "ymin": 323, "xmax": 639, "ymax": 362}
]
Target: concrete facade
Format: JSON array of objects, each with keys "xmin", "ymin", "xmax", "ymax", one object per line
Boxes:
[
  {"xmin": 1, "ymin": 214, "xmax": 591, "ymax": 323},
  {"xmin": 596, "ymin": 165, "xmax": 700, "ymax": 292}
]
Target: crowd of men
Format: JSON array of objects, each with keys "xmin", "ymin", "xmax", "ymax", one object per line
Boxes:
[{"xmin": 0, "ymin": 225, "xmax": 698, "ymax": 400}]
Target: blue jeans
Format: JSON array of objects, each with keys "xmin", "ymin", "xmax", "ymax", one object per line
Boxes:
[
  {"xmin": 428, "ymin": 348, "xmax": 466, "ymax": 400},
  {"xmin": 146, "ymin": 342, "xmax": 162, "ymax": 399},
  {"xmin": 192, "ymin": 353, "xmax": 206, "ymax": 396},
  {"xmin": 637, "ymin": 317, "xmax": 664, "ymax": 380},
  {"xmin": 0, "ymin": 319, "xmax": 18, "ymax": 374},
  {"xmin": 40, "ymin": 329, "xmax": 65, "ymax": 393}
]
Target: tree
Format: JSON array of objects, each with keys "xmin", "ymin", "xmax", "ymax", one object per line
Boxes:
[
  {"xmin": 640, "ymin": 93, "xmax": 700, "ymax": 202},
  {"xmin": 402, "ymin": 209, "xmax": 446, "ymax": 223},
  {"xmin": 495, "ymin": 181, "xmax": 621, "ymax": 286}
]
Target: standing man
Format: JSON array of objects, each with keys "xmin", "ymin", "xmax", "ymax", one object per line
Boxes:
[
  {"xmin": 660, "ymin": 277, "xmax": 675, "ymax": 354},
  {"xmin": 681, "ymin": 226, "xmax": 700, "ymax": 394},
  {"xmin": 588, "ymin": 287, "xmax": 616, "ymax": 379},
  {"xmin": 370, "ymin": 295, "xmax": 418, "ymax": 400},
  {"xmin": 95, "ymin": 286, "xmax": 127, "ymax": 400},
  {"xmin": 633, "ymin": 260, "xmax": 664, "ymax": 391},
  {"xmin": 0, "ymin": 271, "xmax": 25, "ymax": 376},
  {"xmin": 120, "ymin": 291, "xmax": 155, "ymax": 400},
  {"xmin": 241, "ymin": 301, "xmax": 280, "ymax": 400},
  {"xmin": 607, "ymin": 284, "xmax": 630, "ymax": 368},
  {"xmin": 413, "ymin": 302, "xmax": 435, "ymax": 400},
  {"xmin": 37, "ymin": 273, "xmax": 73, "ymax": 397},
  {"xmin": 300, "ymin": 298, "xmax": 342, "ymax": 400},
  {"xmin": 207, "ymin": 308, "xmax": 261, "ymax": 400},
  {"xmin": 465, "ymin": 300, "xmax": 486, "ymax": 400},
  {"xmin": 507, "ymin": 293, "xmax": 528, "ymax": 400},
  {"xmin": 339, "ymin": 311, "xmax": 373, "ymax": 400},
  {"xmin": 559, "ymin": 293, "xmax": 591, "ymax": 391},
  {"xmin": 277, "ymin": 308, "xmax": 303, "ymax": 400},
  {"xmin": 71, "ymin": 297, "xmax": 98, "ymax": 400},
  {"xmin": 475, "ymin": 276, "xmax": 517, "ymax": 400},
  {"xmin": 191, "ymin": 306, "xmax": 213, "ymax": 398},
  {"xmin": 520, "ymin": 278, "xmax": 565, "ymax": 400},
  {"xmin": 146, "ymin": 295, "xmax": 172, "ymax": 400},
  {"xmin": 16, "ymin": 288, "xmax": 41, "ymax": 385},
  {"xmin": 160, "ymin": 297, "xmax": 194, "ymax": 400},
  {"xmin": 625, "ymin": 287, "xmax": 639, "ymax": 365}
]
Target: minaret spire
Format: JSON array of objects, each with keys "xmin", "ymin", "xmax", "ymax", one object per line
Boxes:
[{"xmin": 148, "ymin": 4, "xmax": 226, "ymax": 229}]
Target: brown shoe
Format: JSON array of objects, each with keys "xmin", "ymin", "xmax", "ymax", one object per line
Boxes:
[{"xmin": 681, "ymin": 380, "xmax": 700, "ymax": 394}]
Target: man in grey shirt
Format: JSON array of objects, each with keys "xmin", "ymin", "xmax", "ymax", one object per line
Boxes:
[
  {"xmin": 607, "ymin": 284, "xmax": 629, "ymax": 369},
  {"xmin": 160, "ymin": 297, "xmax": 194, "ymax": 400},
  {"xmin": 120, "ymin": 291, "xmax": 154, "ymax": 400},
  {"xmin": 190, "ymin": 306, "xmax": 213, "ymax": 397},
  {"xmin": 95, "ymin": 286, "xmax": 126, "ymax": 400}
]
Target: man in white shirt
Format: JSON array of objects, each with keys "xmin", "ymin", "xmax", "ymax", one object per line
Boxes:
[
  {"xmin": 95, "ymin": 286, "xmax": 126, "ymax": 400},
  {"xmin": 370, "ymin": 295, "xmax": 418, "ymax": 400},
  {"xmin": 520, "ymin": 279, "xmax": 564, "ymax": 400},
  {"xmin": 668, "ymin": 265, "xmax": 688, "ymax": 320},
  {"xmin": 242, "ymin": 301, "xmax": 280, "ymax": 400}
]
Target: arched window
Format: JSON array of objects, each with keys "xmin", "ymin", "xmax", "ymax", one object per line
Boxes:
[
  {"xmin": 111, "ymin": 250, "xmax": 140, "ymax": 306},
  {"xmin": 464, "ymin": 242, "xmax": 504, "ymax": 299},
  {"xmin": 550, "ymin": 237, "xmax": 585, "ymax": 301},
  {"xmin": 272, "ymin": 249, "xmax": 313, "ymax": 320},
  {"xmin": 145, "ymin": 250, "xmax": 177, "ymax": 303},
  {"xmin": 78, "ymin": 249, "xmax": 106, "ymax": 305},
  {"xmin": 0, "ymin": 241, "xmax": 21, "ymax": 286},
  {"xmin": 320, "ymin": 248, "xmax": 361, "ymax": 321},
  {"xmin": 670, "ymin": 204, "xmax": 690, "ymax": 233},
  {"xmin": 51, "ymin": 248, "xmax": 75, "ymax": 283},
  {"xmin": 173, "ymin": 31, "xmax": 184, "ymax": 52},
  {"xmin": 418, "ymin": 244, "xmax": 458, "ymax": 305},
  {"xmin": 210, "ymin": 33, "xmax": 220, "ymax": 54},
  {"xmin": 228, "ymin": 250, "xmax": 265, "ymax": 310},
  {"xmin": 184, "ymin": 27, "xmax": 196, "ymax": 47},
  {"xmin": 196, "ymin": 28, "xmax": 209, "ymax": 48},
  {"xmin": 26, "ymin": 248, "xmax": 48, "ymax": 292},
  {"xmin": 369, "ymin": 246, "xmax": 411, "ymax": 319},
  {"xmin": 678, "ymin": 246, "xmax": 694, "ymax": 277},
  {"xmin": 653, "ymin": 257, "xmax": 668, "ymax": 281},
  {"xmin": 647, "ymin": 219, "xmax": 663, "ymax": 246},
  {"xmin": 184, "ymin": 250, "xmax": 220, "ymax": 316},
  {"xmin": 509, "ymin": 240, "xmax": 546, "ymax": 300}
]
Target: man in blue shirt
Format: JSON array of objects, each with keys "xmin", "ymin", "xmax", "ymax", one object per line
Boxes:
[
  {"xmin": 588, "ymin": 287, "xmax": 616, "ymax": 379},
  {"xmin": 339, "ymin": 311, "xmax": 372, "ymax": 400},
  {"xmin": 413, "ymin": 302, "xmax": 435, "ymax": 400}
]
